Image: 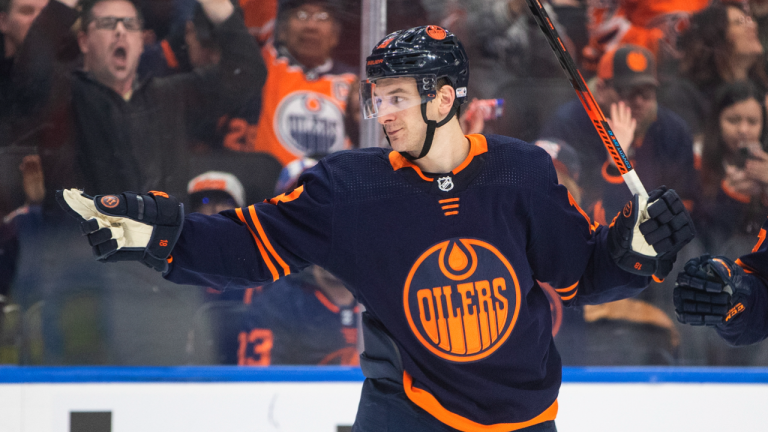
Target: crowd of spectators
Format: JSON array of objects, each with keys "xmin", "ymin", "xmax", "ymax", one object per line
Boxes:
[{"xmin": 1, "ymin": 0, "xmax": 768, "ymax": 367}]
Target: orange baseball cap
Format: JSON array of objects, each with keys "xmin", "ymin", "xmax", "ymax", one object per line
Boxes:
[{"xmin": 597, "ymin": 44, "xmax": 658, "ymax": 89}]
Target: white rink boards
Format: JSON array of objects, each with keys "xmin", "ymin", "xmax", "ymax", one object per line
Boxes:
[{"xmin": 1, "ymin": 366, "xmax": 767, "ymax": 432}]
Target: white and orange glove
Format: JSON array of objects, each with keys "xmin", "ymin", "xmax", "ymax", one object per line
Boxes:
[{"xmin": 56, "ymin": 189, "xmax": 184, "ymax": 272}]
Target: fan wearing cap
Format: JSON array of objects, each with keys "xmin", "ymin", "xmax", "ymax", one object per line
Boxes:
[
  {"xmin": 58, "ymin": 26, "xmax": 696, "ymax": 432},
  {"xmin": 220, "ymin": 0, "xmax": 357, "ymax": 166},
  {"xmin": 187, "ymin": 171, "xmax": 246, "ymax": 216},
  {"xmin": 542, "ymin": 44, "xmax": 700, "ymax": 228}
]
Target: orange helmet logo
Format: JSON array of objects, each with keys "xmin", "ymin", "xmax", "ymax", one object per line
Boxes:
[
  {"xmin": 626, "ymin": 51, "xmax": 648, "ymax": 72},
  {"xmin": 403, "ymin": 239, "xmax": 521, "ymax": 362},
  {"xmin": 101, "ymin": 195, "xmax": 120, "ymax": 208},
  {"xmin": 425, "ymin": 25, "xmax": 447, "ymax": 40},
  {"xmin": 623, "ymin": 201, "xmax": 633, "ymax": 218},
  {"xmin": 377, "ymin": 36, "xmax": 396, "ymax": 49}
]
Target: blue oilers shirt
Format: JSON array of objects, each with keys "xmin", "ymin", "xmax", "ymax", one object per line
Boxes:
[
  {"xmin": 237, "ymin": 272, "xmax": 359, "ymax": 366},
  {"xmin": 165, "ymin": 134, "xmax": 650, "ymax": 430},
  {"xmin": 719, "ymin": 217, "xmax": 768, "ymax": 346}
]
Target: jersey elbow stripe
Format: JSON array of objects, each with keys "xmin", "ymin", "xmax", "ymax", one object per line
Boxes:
[
  {"xmin": 247, "ymin": 206, "xmax": 291, "ymax": 277},
  {"xmin": 553, "ymin": 281, "xmax": 578, "ymax": 293},
  {"xmin": 236, "ymin": 208, "xmax": 280, "ymax": 281},
  {"xmin": 403, "ymin": 371, "xmax": 558, "ymax": 431},
  {"xmin": 735, "ymin": 258, "xmax": 756, "ymax": 274},
  {"xmin": 559, "ymin": 290, "xmax": 578, "ymax": 301}
]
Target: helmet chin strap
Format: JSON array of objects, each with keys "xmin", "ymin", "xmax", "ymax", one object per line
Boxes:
[{"xmin": 385, "ymin": 102, "xmax": 459, "ymax": 161}]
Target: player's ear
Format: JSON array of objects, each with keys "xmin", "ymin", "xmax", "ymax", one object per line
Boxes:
[{"xmin": 437, "ymin": 85, "xmax": 456, "ymax": 116}]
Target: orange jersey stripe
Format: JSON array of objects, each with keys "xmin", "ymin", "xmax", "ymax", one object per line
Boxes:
[
  {"xmin": 452, "ymin": 134, "xmax": 489, "ymax": 175},
  {"xmin": 314, "ymin": 290, "xmax": 340, "ymax": 313},
  {"xmin": 403, "ymin": 371, "xmax": 558, "ymax": 431},
  {"xmin": 735, "ymin": 258, "xmax": 755, "ymax": 274},
  {"xmin": 439, "ymin": 198, "xmax": 460, "ymax": 204},
  {"xmin": 560, "ymin": 290, "xmax": 578, "ymax": 301},
  {"xmin": 554, "ymin": 281, "xmax": 578, "ymax": 293},
  {"xmin": 389, "ymin": 152, "xmax": 434, "ymax": 182},
  {"xmin": 236, "ymin": 207, "xmax": 279, "ymax": 281},
  {"xmin": 247, "ymin": 206, "xmax": 291, "ymax": 277},
  {"xmin": 753, "ymin": 228, "xmax": 766, "ymax": 253},
  {"xmin": 567, "ymin": 190, "xmax": 597, "ymax": 233},
  {"xmin": 444, "ymin": 211, "xmax": 459, "ymax": 216},
  {"xmin": 268, "ymin": 185, "xmax": 305, "ymax": 205},
  {"xmin": 442, "ymin": 204, "xmax": 460, "ymax": 210}
]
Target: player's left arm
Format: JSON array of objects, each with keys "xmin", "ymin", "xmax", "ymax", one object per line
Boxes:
[
  {"xmin": 674, "ymin": 254, "xmax": 768, "ymax": 346},
  {"xmin": 526, "ymin": 161, "xmax": 695, "ymax": 305},
  {"xmin": 674, "ymin": 217, "xmax": 768, "ymax": 345}
]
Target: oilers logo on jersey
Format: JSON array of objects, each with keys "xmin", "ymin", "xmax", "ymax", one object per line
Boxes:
[
  {"xmin": 403, "ymin": 238, "xmax": 521, "ymax": 362},
  {"xmin": 275, "ymin": 91, "xmax": 347, "ymax": 157}
]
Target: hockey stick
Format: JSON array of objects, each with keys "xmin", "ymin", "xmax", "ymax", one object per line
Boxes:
[{"xmin": 525, "ymin": 0, "xmax": 648, "ymax": 200}]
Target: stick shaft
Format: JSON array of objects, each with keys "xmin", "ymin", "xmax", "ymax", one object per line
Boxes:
[{"xmin": 525, "ymin": 0, "xmax": 648, "ymax": 199}]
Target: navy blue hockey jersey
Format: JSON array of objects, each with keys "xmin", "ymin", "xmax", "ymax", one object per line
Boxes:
[
  {"xmin": 737, "ymin": 217, "xmax": 768, "ymax": 278},
  {"xmin": 165, "ymin": 134, "xmax": 650, "ymax": 430},
  {"xmin": 237, "ymin": 272, "xmax": 359, "ymax": 366}
]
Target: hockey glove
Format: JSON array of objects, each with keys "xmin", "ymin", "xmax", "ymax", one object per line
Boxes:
[
  {"xmin": 608, "ymin": 186, "xmax": 695, "ymax": 278},
  {"xmin": 55, "ymin": 189, "xmax": 184, "ymax": 272},
  {"xmin": 674, "ymin": 255, "xmax": 753, "ymax": 327}
]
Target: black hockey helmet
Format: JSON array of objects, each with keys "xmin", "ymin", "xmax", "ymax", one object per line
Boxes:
[{"xmin": 361, "ymin": 25, "xmax": 470, "ymax": 160}]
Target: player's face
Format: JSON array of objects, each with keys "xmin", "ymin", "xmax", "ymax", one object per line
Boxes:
[
  {"xmin": 280, "ymin": 4, "xmax": 339, "ymax": 68},
  {"xmin": 720, "ymin": 97, "xmax": 762, "ymax": 153},
  {"xmin": 726, "ymin": 6, "xmax": 763, "ymax": 58},
  {"xmin": 0, "ymin": 0, "xmax": 49, "ymax": 53},
  {"xmin": 374, "ymin": 77, "xmax": 429, "ymax": 154},
  {"xmin": 78, "ymin": 0, "xmax": 144, "ymax": 90}
]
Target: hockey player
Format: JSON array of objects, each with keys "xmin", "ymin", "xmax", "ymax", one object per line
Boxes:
[
  {"xmin": 674, "ymin": 216, "xmax": 768, "ymax": 346},
  {"xmin": 57, "ymin": 26, "xmax": 695, "ymax": 432}
]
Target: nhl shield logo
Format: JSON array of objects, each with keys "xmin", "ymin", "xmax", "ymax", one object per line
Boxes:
[
  {"xmin": 437, "ymin": 176, "xmax": 454, "ymax": 192},
  {"xmin": 403, "ymin": 238, "xmax": 521, "ymax": 362}
]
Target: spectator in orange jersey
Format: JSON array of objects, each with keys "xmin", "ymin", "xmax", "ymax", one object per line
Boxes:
[
  {"xmin": 582, "ymin": 0, "xmax": 709, "ymax": 74},
  {"xmin": 220, "ymin": 0, "xmax": 356, "ymax": 166}
]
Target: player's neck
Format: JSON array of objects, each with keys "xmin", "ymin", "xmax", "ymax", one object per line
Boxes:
[{"xmin": 413, "ymin": 122, "xmax": 470, "ymax": 174}]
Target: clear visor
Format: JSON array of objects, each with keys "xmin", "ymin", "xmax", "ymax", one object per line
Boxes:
[{"xmin": 360, "ymin": 75, "xmax": 436, "ymax": 119}]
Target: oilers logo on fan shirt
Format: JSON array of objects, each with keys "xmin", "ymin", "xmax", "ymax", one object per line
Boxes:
[
  {"xmin": 275, "ymin": 91, "xmax": 347, "ymax": 157},
  {"xmin": 403, "ymin": 238, "xmax": 521, "ymax": 362}
]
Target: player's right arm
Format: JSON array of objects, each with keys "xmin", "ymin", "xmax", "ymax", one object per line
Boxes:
[
  {"xmin": 57, "ymin": 163, "xmax": 335, "ymax": 289},
  {"xmin": 167, "ymin": 162, "xmax": 335, "ymax": 288}
]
